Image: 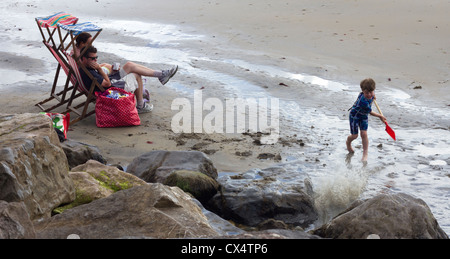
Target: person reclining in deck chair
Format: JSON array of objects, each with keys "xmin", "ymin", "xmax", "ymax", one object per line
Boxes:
[
  {"xmin": 74, "ymin": 32, "xmax": 114, "ymax": 76},
  {"xmin": 79, "ymin": 46, "xmax": 178, "ymax": 113},
  {"xmin": 75, "ymin": 32, "xmax": 177, "ymax": 85}
]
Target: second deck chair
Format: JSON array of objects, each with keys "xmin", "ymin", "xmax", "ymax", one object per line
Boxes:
[
  {"xmin": 35, "ymin": 12, "xmax": 79, "ymax": 111},
  {"xmin": 35, "ymin": 42, "xmax": 84, "ymax": 111},
  {"xmin": 59, "ymin": 22, "xmax": 105, "ymax": 125}
]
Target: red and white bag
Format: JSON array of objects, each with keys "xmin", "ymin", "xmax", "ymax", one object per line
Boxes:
[
  {"xmin": 40, "ymin": 112, "xmax": 70, "ymax": 140},
  {"xmin": 95, "ymin": 87, "xmax": 140, "ymax": 128}
]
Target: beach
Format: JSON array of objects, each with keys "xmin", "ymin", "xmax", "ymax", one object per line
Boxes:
[{"xmin": 1, "ymin": 0, "xmax": 449, "ymax": 234}]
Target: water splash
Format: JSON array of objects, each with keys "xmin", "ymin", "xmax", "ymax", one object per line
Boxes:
[{"xmin": 312, "ymin": 160, "xmax": 372, "ymax": 225}]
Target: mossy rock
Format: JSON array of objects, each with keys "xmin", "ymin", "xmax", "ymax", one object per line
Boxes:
[
  {"xmin": 163, "ymin": 170, "xmax": 219, "ymax": 203},
  {"xmin": 53, "ymin": 160, "xmax": 146, "ymax": 214}
]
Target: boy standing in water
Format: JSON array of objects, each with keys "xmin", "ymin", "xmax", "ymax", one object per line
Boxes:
[{"xmin": 347, "ymin": 78, "xmax": 386, "ymax": 161}]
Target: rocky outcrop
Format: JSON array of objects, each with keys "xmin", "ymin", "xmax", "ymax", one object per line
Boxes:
[
  {"xmin": 208, "ymin": 166, "xmax": 317, "ymax": 229},
  {"xmin": 312, "ymin": 193, "xmax": 449, "ymax": 239},
  {"xmin": 127, "ymin": 150, "xmax": 218, "ymax": 183},
  {"xmin": 0, "ymin": 113, "xmax": 75, "ymax": 221},
  {"xmin": 1, "ymin": 113, "xmax": 448, "ymax": 239},
  {"xmin": 35, "ymin": 184, "xmax": 219, "ymax": 239}
]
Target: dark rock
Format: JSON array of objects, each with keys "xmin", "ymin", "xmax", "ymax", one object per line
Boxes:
[
  {"xmin": 61, "ymin": 140, "xmax": 106, "ymax": 169},
  {"xmin": 208, "ymin": 166, "xmax": 317, "ymax": 229},
  {"xmin": 127, "ymin": 150, "xmax": 218, "ymax": 183},
  {"xmin": 313, "ymin": 193, "xmax": 449, "ymax": 239}
]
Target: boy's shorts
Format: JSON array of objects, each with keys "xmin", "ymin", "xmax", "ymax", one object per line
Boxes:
[{"xmin": 349, "ymin": 114, "xmax": 368, "ymax": 135}]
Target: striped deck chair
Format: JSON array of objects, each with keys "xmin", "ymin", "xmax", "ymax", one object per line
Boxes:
[
  {"xmin": 58, "ymin": 22, "xmax": 103, "ymax": 57},
  {"xmin": 35, "ymin": 12, "xmax": 81, "ymax": 112},
  {"xmin": 35, "ymin": 12, "xmax": 78, "ymax": 49}
]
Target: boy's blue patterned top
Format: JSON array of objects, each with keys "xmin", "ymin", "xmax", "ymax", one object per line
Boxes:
[{"xmin": 350, "ymin": 92, "xmax": 373, "ymax": 119}]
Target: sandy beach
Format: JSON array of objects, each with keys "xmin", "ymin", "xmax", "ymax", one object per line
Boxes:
[{"xmin": 1, "ymin": 0, "xmax": 450, "ymax": 233}]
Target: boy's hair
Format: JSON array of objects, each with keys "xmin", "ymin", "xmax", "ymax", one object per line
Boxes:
[
  {"xmin": 80, "ymin": 46, "xmax": 97, "ymax": 60},
  {"xmin": 360, "ymin": 78, "xmax": 376, "ymax": 92}
]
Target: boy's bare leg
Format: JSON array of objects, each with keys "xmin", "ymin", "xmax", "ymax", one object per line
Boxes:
[
  {"xmin": 361, "ymin": 130, "xmax": 369, "ymax": 161},
  {"xmin": 346, "ymin": 134, "xmax": 357, "ymax": 153}
]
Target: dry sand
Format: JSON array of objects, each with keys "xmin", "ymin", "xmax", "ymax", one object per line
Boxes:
[{"xmin": 1, "ymin": 0, "xmax": 449, "ymax": 172}]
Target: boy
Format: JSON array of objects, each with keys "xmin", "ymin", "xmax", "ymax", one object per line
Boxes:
[{"xmin": 346, "ymin": 78, "xmax": 386, "ymax": 161}]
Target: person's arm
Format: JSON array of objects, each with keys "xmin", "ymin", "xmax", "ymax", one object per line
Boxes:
[
  {"xmin": 89, "ymin": 60, "xmax": 111, "ymax": 88},
  {"xmin": 370, "ymin": 111, "xmax": 387, "ymax": 123}
]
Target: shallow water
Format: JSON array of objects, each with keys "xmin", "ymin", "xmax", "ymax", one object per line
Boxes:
[{"xmin": 1, "ymin": 6, "xmax": 449, "ymax": 235}]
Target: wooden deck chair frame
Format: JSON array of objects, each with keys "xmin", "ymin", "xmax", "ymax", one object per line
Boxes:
[
  {"xmin": 35, "ymin": 12, "xmax": 79, "ymax": 111},
  {"xmin": 58, "ymin": 22, "xmax": 105, "ymax": 125},
  {"xmin": 35, "ymin": 42, "xmax": 84, "ymax": 111}
]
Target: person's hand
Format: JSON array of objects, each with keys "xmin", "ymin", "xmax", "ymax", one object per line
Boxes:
[
  {"xmin": 380, "ymin": 115, "xmax": 387, "ymax": 123},
  {"xmin": 88, "ymin": 60, "xmax": 101, "ymax": 71}
]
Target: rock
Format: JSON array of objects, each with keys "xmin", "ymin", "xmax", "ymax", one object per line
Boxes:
[
  {"xmin": 163, "ymin": 170, "xmax": 219, "ymax": 204},
  {"xmin": 192, "ymin": 199, "xmax": 246, "ymax": 236},
  {"xmin": 0, "ymin": 201, "xmax": 35, "ymax": 239},
  {"xmin": 35, "ymin": 184, "xmax": 219, "ymax": 239},
  {"xmin": 127, "ymin": 150, "xmax": 218, "ymax": 183},
  {"xmin": 61, "ymin": 140, "xmax": 106, "ymax": 169},
  {"xmin": 216, "ymin": 229, "xmax": 321, "ymax": 239},
  {"xmin": 0, "ymin": 113, "xmax": 75, "ymax": 221},
  {"xmin": 313, "ymin": 193, "xmax": 449, "ymax": 239},
  {"xmin": 208, "ymin": 166, "xmax": 317, "ymax": 229},
  {"xmin": 257, "ymin": 219, "xmax": 290, "ymax": 230},
  {"xmin": 54, "ymin": 160, "xmax": 147, "ymax": 214}
]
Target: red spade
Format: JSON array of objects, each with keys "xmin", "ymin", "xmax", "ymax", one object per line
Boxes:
[{"xmin": 374, "ymin": 100, "xmax": 396, "ymax": 141}]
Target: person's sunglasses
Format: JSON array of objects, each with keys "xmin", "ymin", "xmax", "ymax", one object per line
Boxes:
[{"xmin": 88, "ymin": 56, "xmax": 99, "ymax": 60}]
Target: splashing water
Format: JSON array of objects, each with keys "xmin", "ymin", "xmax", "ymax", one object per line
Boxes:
[{"xmin": 311, "ymin": 159, "xmax": 373, "ymax": 225}]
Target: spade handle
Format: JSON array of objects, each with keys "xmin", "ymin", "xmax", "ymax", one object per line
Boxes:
[{"xmin": 373, "ymin": 100, "xmax": 384, "ymax": 117}]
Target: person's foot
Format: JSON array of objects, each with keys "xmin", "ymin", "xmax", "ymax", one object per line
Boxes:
[
  {"xmin": 362, "ymin": 153, "xmax": 368, "ymax": 162},
  {"xmin": 346, "ymin": 139, "xmax": 354, "ymax": 153},
  {"xmin": 159, "ymin": 65, "xmax": 178, "ymax": 85},
  {"xmin": 137, "ymin": 103, "xmax": 154, "ymax": 113}
]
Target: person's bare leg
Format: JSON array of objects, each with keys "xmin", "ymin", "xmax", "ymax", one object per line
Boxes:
[
  {"xmin": 133, "ymin": 73, "xmax": 144, "ymax": 104},
  {"xmin": 361, "ymin": 130, "xmax": 369, "ymax": 161},
  {"xmin": 346, "ymin": 134, "xmax": 358, "ymax": 153},
  {"xmin": 122, "ymin": 61, "xmax": 161, "ymax": 77}
]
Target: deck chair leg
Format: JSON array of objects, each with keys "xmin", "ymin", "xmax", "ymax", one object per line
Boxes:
[{"xmin": 50, "ymin": 64, "xmax": 62, "ymax": 101}]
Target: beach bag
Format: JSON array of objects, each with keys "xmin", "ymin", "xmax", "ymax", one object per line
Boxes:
[
  {"xmin": 95, "ymin": 87, "xmax": 140, "ymax": 128},
  {"xmin": 40, "ymin": 112, "xmax": 70, "ymax": 141}
]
